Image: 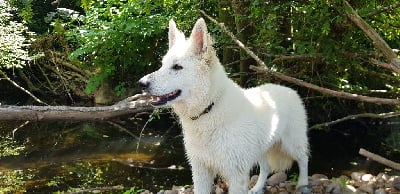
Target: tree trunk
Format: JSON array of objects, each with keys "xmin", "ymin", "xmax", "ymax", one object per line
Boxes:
[
  {"xmin": 218, "ymin": 0, "xmax": 237, "ymax": 67},
  {"xmin": 0, "ymin": 94, "xmax": 153, "ymax": 121},
  {"xmin": 342, "ymin": 1, "xmax": 400, "ymax": 69},
  {"xmin": 231, "ymin": 0, "xmax": 254, "ymax": 87}
]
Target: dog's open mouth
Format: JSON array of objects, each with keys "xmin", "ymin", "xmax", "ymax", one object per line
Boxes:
[{"xmin": 151, "ymin": 90, "xmax": 181, "ymax": 106}]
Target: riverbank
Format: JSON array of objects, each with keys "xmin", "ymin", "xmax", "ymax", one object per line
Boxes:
[{"xmin": 139, "ymin": 172, "xmax": 400, "ymax": 194}]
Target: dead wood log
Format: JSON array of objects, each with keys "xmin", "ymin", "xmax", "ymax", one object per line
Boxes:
[
  {"xmin": 199, "ymin": 10, "xmax": 400, "ymax": 105},
  {"xmin": 0, "ymin": 93, "xmax": 153, "ymax": 121},
  {"xmin": 359, "ymin": 148, "xmax": 400, "ymax": 170}
]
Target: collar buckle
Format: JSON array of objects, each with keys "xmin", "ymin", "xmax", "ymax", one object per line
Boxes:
[{"xmin": 190, "ymin": 102, "xmax": 214, "ymax": 120}]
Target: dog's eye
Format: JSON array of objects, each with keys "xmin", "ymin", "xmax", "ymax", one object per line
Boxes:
[{"xmin": 172, "ymin": 64, "xmax": 183, "ymax": 70}]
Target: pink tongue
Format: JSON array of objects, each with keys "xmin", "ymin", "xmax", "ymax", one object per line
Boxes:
[{"xmin": 152, "ymin": 96, "xmax": 161, "ymax": 102}]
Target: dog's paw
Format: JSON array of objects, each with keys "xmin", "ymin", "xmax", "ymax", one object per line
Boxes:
[
  {"xmin": 247, "ymin": 189, "xmax": 264, "ymax": 194},
  {"xmin": 296, "ymin": 185, "xmax": 312, "ymax": 194}
]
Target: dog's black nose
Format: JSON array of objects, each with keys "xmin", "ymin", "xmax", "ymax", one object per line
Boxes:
[{"xmin": 138, "ymin": 77, "xmax": 150, "ymax": 90}]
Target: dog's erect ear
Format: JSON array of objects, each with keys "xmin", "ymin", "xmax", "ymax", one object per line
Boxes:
[
  {"xmin": 189, "ymin": 18, "xmax": 208, "ymax": 54},
  {"xmin": 168, "ymin": 19, "xmax": 184, "ymax": 49}
]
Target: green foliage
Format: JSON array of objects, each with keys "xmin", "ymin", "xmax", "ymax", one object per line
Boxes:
[
  {"xmin": 66, "ymin": 0, "xmax": 201, "ymax": 95},
  {"xmin": 248, "ymin": 0, "xmax": 400, "ymax": 120},
  {"xmin": 0, "ymin": 136, "xmax": 25, "ymax": 157},
  {"xmin": 0, "ymin": 170, "xmax": 26, "ymax": 193},
  {"xmin": 123, "ymin": 187, "xmax": 145, "ymax": 194},
  {"xmin": 0, "ymin": 0, "xmax": 36, "ymax": 69},
  {"xmin": 289, "ymin": 172, "xmax": 299, "ymax": 182}
]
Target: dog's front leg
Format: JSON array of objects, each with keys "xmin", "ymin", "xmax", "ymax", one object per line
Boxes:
[
  {"xmin": 226, "ymin": 172, "xmax": 249, "ymax": 194},
  {"xmin": 191, "ymin": 161, "xmax": 214, "ymax": 194}
]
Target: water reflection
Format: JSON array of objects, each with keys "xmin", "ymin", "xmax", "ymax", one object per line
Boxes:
[
  {"xmin": 0, "ymin": 118, "xmax": 191, "ymax": 192},
  {"xmin": 0, "ymin": 117, "xmax": 399, "ymax": 192}
]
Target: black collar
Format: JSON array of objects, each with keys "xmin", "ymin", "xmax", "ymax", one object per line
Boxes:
[{"xmin": 190, "ymin": 102, "xmax": 215, "ymax": 120}]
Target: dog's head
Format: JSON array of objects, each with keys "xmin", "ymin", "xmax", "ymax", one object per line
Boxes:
[{"xmin": 139, "ymin": 18, "xmax": 215, "ymax": 107}]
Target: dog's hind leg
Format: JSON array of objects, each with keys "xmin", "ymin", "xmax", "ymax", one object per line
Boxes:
[
  {"xmin": 281, "ymin": 137, "xmax": 311, "ymax": 193},
  {"xmin": 296, "ymin": 156, "xmax": 311, "ymax": 193},
  {"xmin": 248, "ymin": 158, "xmax": 269, "ymax": 194}
]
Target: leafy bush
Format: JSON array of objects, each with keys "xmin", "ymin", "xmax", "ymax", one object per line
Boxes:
[
  {"xmin": 0, "ymin": 0, "xmax": 37, "ymax": 69},
  {"xmin": 67, "ymin": 0, "xmax": 202, "ymax": 95}
]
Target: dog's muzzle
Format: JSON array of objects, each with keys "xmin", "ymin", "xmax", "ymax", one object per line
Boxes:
[{"xmin": 138, "ymin": 75, "xmax": 151, "ymax": 91}]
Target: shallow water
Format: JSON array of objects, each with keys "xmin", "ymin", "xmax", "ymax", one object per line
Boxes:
[{"xmin": 0, "ymin": 116, "xmax": 399, "ymax": 192}]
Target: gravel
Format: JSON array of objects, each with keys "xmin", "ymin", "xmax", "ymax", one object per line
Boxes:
[{"xmin": 139, "ymin": 172, "xmax": 400, "ymax": 194}]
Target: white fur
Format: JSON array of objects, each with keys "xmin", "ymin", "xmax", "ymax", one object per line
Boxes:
[{"xmin": 139, "ymin": 18, "xmax": 309, "ymax": 194}]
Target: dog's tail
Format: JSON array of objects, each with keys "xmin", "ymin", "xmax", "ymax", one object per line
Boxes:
[{"xmin": 267, "ymin": 142, "xmax": 294, "ymax": 172}]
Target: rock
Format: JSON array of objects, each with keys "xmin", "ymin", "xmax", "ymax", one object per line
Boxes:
[
  {"xmin": 140, "ymin": 190, "xmax": 152, "ymax": 194},
  {"xmin": 376, "ymin": 173, "xmax": 390, "ymax": 182},
  {"xmin": 267, "ymin": 172, "xmax": 287, "ymax": 186},
  {"xmin": 359, "ymin": 183, "xmax": 374, "ymax": 193},
  {"xmin": 326, "ymin": 182, "xmax": 342, "ymax": 194},
  {"xmin": 278, "ymin": 182, "xmax": 286, "ymax": 188},
  {"xmin": 249, "ymin": 175, "xmax": 259, "ymax": 188},
  {"xmin": 311, "ymin": 185, "xmax": 324, "ymax": 193},
  {"xmin": 362, "ymin": 174, "xmax": 375, "ymax": 182},
  {"xmin": 157, "ymin": 190, "xmax": 165, "ymax": 194},
  {"xmin": 311, "ymin": 173, "xmax": 328, "ymax": 180},
  {"xmin": 285, "ymin": 182, "xmax": 297, "ymax": 193},
  {"xmin": 392, "ymin": 176, "xmax": 400, "ymax": 190},
  {"xmin": 270, "ymin": 187, "xmax": 278, "ymax": 193},
  {"xmin": 183, "ymin": 187, "xmax": 194, "ymax": 194},
  {"xmin": 351, "ymin": 172, "xmax": 365, "ymax": 182},
  {"xmin": 164, "ymin": 190, "xmax": 178, "ymax": 194},
  {"xmin": 374, "ymin": 188, "xmax": 387, "ymax": 194},
  {"xmin": 310, "ymin": 174, "xmax": 330, "ymax": 187},
  {"xmin": 345, "ymin": 184, "xmax": 357, "ymax": 193}
]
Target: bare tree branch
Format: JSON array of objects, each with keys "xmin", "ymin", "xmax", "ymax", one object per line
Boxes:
[
  {"xmin": 370, "ymin": 58, "xmax": 400, "ymax": 74},
  {"xmin": 363, "ymin": 3, "xmax": 400, "ymax": 18},
  {"xmin": 0, "ymin": 93, "xmax": 153, "ymax": 121},
  {"xmin": 272, "ymin": 54, "xmax": 323, "ymax": 64},
  {"xmin": 342, "ymin": 1, "xmax": 400, "ymax": 69},
  {"xmin": 309, "ymin": 111, "xmax": 400, "ymax": 130},
  {"xmin": 0, "ymin": 69, "xmax": 48, "ymax": 105},
  {"xmin": 199, "ymin": 10, "xmax": 400, "ymax": 105}
]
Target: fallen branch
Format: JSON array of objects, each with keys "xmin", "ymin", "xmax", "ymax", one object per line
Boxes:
[
  {"xmin": 359, "ymin": 148, "xmax": 400, "ymax": 171},
  {"xmin": 199, "ymin": 10, "xmax": 400, "ymax": 105},
  {"xmin": 0, "ymin": 93, "xmax": 153, "ymax": 121},
  {"xmin": 309, "ymin": 111, "xmax": 400, "ymax": 130}
]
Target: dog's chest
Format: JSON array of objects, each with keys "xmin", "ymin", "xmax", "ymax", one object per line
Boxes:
[{"xmin": 182, "ymin": 122, "xmax": 227, "ymax": 161}]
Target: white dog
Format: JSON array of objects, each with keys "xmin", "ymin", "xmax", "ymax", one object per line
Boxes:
[{"xmin": 139, "ymin": 18, "xmax": 309, "ymax": 194}]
